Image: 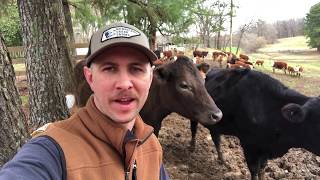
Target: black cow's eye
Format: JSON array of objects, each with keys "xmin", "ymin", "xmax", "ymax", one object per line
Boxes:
[{"xmin": 179, "ymin": 81, "xmax": 191, "ymax": 91}]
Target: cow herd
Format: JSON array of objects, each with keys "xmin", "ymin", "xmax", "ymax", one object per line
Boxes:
[
  {"xmin": 272, "ymin": 61, "xmax": 303, "ymax": 77},
  {"xmin": 71, "ymin": 55, "xmax": 319, "ymax": 180}
]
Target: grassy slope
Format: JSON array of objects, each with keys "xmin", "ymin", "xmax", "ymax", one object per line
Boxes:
[{"xmin": 248, "ymin": 36, "xmax": 320, "ymax": 96}]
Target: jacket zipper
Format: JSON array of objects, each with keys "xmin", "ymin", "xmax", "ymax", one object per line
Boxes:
[
  {"xmin": 124, "ymin": 160, "xmax": 137, "ymax": 180},
  {"xmin": 125, "ymin": 169, "xmax": 130, "ymax": 180}
]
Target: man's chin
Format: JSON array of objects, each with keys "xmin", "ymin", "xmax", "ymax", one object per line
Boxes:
[{"xmin": 112, "ymin": 115, "xmax": 136, "ymax": 124}]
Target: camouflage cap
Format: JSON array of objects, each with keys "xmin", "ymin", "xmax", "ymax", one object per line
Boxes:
[{"xmin": 86, "ymin": 22, "xmax": 157, "ymax": 66}]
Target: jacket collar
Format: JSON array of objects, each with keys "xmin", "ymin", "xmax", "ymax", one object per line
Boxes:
[{"xmin": 78, "ymin": 95, "xmax": 154, "ymax": 160}]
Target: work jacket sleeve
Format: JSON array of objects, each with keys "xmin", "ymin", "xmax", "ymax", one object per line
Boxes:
[{"xmin": 0, "ymin": 136, "xmax": 64, "ymax": 180}]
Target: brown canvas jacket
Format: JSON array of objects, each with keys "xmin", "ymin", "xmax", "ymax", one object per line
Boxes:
[{"xmin": 36, "ymin": 96, "xmax": 163, "ymax": 180}]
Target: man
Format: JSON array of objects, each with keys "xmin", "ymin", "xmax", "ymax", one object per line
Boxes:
[{"xmin": 0, "ymin": 22, "xmax": 169, "ymax": 180}]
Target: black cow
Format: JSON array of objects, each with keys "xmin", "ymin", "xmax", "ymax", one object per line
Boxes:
[
  {"xmin": 191, "ymin": 68, "xmax": 320, "ymax": 180},
  {"xmin": 74, "ymin": 56, "xmax": 222, "ymax": 137}
]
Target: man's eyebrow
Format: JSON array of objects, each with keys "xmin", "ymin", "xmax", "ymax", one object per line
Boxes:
[
  {"xmin": 98, "ymin": 61, "xmax": 117, "ymax": 66},
  {"xmin": 130, "ymin": 62, "xmax": 145, "ymax": 66}
]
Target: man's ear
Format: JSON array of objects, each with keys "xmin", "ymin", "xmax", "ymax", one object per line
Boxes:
[
  {"xmin": 281, "ymin": 103, "xmax": 305, "ymax": 123},
  {"xmin": 83, "ymin": 66, "xmax": 93, "ymax": 88}
]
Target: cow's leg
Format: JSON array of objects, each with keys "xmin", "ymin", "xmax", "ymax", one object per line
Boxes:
[
  {"xmin": 190, "ymin": 120, "xmax": 198, "ymax": 151},
  {"xmin": 210, "ymin": 130, "xmax": 224, "ymax": 164},
  {"xmin": 242, "ymin": 147, "xmax": 266, "ymax": 180}
]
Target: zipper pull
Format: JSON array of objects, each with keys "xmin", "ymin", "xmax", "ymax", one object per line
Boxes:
[
  {"xmin": 133, "ymin": 160, "xmax": 137, "ymax": 180},
  {"xmin": 125, "ymin": 170, "xmax": 130, "ymax": 180}
]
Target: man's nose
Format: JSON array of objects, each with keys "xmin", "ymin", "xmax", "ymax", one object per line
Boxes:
[{"xmin": 115, "ymin": 72, "xmax": 133, "ymax": 90}]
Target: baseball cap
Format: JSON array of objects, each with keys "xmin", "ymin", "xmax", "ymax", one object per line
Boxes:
[{"xmin": 86, "ymin": 22, "xmax": 158, "ymax": 66}]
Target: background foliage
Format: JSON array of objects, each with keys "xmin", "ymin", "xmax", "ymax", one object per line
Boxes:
[{"xmin": 0, "ymin": 3, "xmax": 22, "ymax": 46}]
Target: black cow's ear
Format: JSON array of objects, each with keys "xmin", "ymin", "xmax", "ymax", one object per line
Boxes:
[
  {"xmin": 154, "ymin": 66, "xmax": 171, "ymax": 82},
  {"xmin": 281, "ymin": 103, "xmax": 305, "ymax": 123}
]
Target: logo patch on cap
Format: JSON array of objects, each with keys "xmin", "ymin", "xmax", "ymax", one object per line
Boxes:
[{"xmin": 101, "ymin": 26, "xmax": 140, "ymax": 42}]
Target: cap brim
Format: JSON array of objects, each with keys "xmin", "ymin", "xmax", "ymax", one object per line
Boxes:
[{"xmin": 86, "ymin": 42, "xmax": 158, "ymax": 66}]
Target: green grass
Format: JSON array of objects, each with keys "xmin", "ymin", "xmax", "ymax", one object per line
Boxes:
[
  {"xmin": 13, "ymin": 63, "xmax": 26, "ymax": 72},
  {"xmin": 20, "ymin": 95, "xmax": 28, "ymax": 106},
  {"xmin": 258, "ymin": 36, "xmax": 314, "ymax": 52}
]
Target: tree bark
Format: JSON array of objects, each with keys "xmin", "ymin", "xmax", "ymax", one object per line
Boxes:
[
  {"xmin": 149, "ymin": 25, "xmax": 157, "ymax": 51},
  {"xmin": 18, "ymin": 0, "xmax": 70, "ymax": 131},
  {"xmin": 62, "ymin": 0, "xmax": 77, "ymax": 60},
  {"xmin": 0, "ymin": 33, "xmax": 29, "ymax": 167},
  {"xmin": 61, "ymin": 0, "xmax": 77, "ymax": 94}
]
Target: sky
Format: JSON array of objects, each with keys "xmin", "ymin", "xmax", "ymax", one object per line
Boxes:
[{"xmin": 233, "ymin": 0, "xmax": 319, "ymax": 29}]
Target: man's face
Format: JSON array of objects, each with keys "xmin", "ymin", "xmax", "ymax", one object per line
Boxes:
[{"xmin": 84, "ymin": 46, "xmax": 153, "ymax": 125}]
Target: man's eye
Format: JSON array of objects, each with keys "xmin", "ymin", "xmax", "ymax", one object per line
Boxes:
[
  {"xmin": 131, "ymin": 66, "xmax": 144, "ymax": 73},
  {"xmin": 103, "ymin": 67, "xmax": 116, "ymax": 72}
]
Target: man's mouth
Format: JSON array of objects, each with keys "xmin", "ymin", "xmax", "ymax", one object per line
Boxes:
[{"xmin": 115, "ymin": 97, "xmax": 134, "ymax": 105}]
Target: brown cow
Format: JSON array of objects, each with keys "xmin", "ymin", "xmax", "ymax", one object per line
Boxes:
[
  {"xmin": 212, "ymin": 51, "xmax": 227, "ymax": 67},
  {"xmin": 289, "ymin": 65, "xmax": 303, "ymax": 77},
  {"xmin": 235, "ymin": 60, "xmax": 253, "ymax": 69},
  {"xmin": 197, "ymin": 62, "xmax": 210, "ymax": 79},
  {"xmin": 272, "ymin": 61, "xmax": 287, "ymax": 74},
  {"xmin": 193, "ymin": 50, "xmax": 209, "ymax": 58},
  {"xmin": 287, "ymin": 66, "xmax": 295, "ymax": 76},
  {"xmin": 239, "ymin": 54, "xmax": 249, "ymax": 60},
  {"xmin": 296, "ymin": 66, "xmax": 303, "ymax": 76},
  {"xmin": 255, "ymin": 60, "xmax": 264, "ymax": 66},
  {"xmin": 73, "ymin": 56, "xmax": 222, "ymax": 136},
  {"xmin": 227, "ymin": 63, "xmax": 243, "ymax": 69}
]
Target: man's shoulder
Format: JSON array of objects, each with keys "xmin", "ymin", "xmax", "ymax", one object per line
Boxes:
[
  {"xmin": 31, "ymin": 113, "xmax": 81, "ymax": 138},
  {"xmin": 0, "ymin": 136, "xmax": 65, "ymax": 180}
]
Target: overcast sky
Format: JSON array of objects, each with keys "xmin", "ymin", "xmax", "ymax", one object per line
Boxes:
[{"xmin": 233, "ymin": 0, "xmax": 319, "ymax": 29}]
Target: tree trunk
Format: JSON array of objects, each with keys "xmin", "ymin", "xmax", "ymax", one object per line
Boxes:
[
  {"xmin": 62, "ymin": 0, "xmax": 77, "ymax": 61},
  {"xmin": 217, "ymin": 31, "xmax": 221, "ymax": 49},
  {"xmin": 236, "ymin": 30, "xmax": 244, "ymax": 55},
  {"xmin": 0, "ymin": 33, "xmax": 29, "ymax": 167},
  {"xmin": 18, "ymin": 0, "xmax": 70, "ymax": 131},
  {"xmin": 61, "ymin": 0, "xmax": 77, "ymax": 94},
  {"xmin": 229, "ymin": 0, "xmax": 233, "ymax": 52},
  {"xmin": 149, "ymin": 27, "xmax": 156, "ymax": 51},
  {"xmin": 317, "ymin": 47, "xmax": 320, "ymax": 53}
]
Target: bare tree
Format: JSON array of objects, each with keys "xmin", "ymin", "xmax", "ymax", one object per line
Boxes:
[
  {"xmin": 18, "ymin": 0, "xmax": 70, "ymax": 131},
  {"xmin": 235, "ymin": 22, "xmax": 253, "ymax": 54},
  {"xmin": 0, "ymin": 32, "xmax": 29, "ymax": 166},
  {"xmin": 229, "ymin": 0, "xmax": 235, "ymax": 52}
]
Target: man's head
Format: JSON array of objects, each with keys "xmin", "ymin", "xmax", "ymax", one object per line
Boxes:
[
  {"xmin": 86, "ymin": 22, "xmax": 157, "ymax": 67},
  {"xmin": 83, "ymin": 22, "xmax": 156, "ymax": 129}
]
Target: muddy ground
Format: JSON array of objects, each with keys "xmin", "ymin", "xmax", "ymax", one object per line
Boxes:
[{"xmin": 160, "ymin": 113, "xmax": 320, "ymax": 180}]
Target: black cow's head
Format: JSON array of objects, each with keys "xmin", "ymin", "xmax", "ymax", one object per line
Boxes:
[
  {"xmin": 153, "ymin": 56, "xmax": 222, "ymax": 125},
  {"xmin": 281, "ymin": 97, "xmax": 320, "ymax": 123},
  {"xmin": 281, "ymin": 97, "xmax": 320, "ymax": 155}
]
